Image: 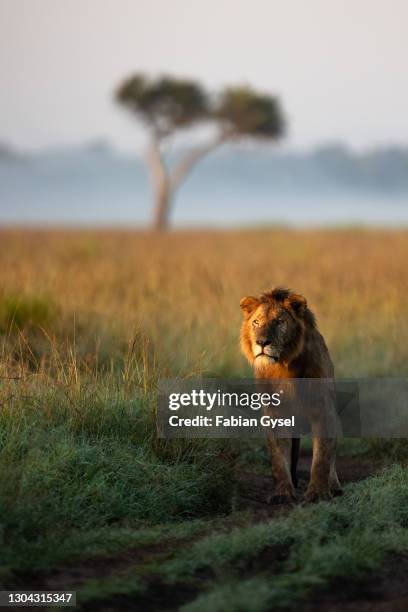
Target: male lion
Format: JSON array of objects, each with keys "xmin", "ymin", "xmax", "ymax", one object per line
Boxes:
[{"xmin": 240, "ymin": 287, "xmax": 341, "ymax": 503}]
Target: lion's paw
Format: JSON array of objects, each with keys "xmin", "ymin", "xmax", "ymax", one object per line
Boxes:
[
  {"xmin": 304, "ymin": 486, "xmax": 332, "ymax": 503},
  {"xmin": 267, "ymin": 487, "xmax": 297, "ymax": 505}
]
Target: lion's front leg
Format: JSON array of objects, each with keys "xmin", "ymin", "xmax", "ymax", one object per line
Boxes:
[
  {"xmin": 305, "ymin": 436, "xmax": 337, "ymax": 502},
  {"xmin": 266, "ymin": 436, "xmax": 297, "ymax": 504}
]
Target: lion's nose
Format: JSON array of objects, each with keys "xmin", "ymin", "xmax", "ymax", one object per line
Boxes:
[{"xmin": 256, "ymin": 339, "xmax": 271, "ymax": 348}]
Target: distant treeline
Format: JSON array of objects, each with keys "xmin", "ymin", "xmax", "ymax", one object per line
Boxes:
[{"xmin": 2, "ymin": 141, "xmax": 408, "ymax": 196}]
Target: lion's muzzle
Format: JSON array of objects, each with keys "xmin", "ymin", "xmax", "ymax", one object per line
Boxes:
[{"xmin": 254, "ymin": 341, "xmax": 280, "ymax": 363}]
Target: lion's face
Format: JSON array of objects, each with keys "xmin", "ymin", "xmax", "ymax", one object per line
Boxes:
[
  {"xmin": 247, "ymin": 303, "xmax": 297, "ymax": 364},
  {"xmin": 240, "ymin": 289, "xmax": 308, "ymax": 369}
]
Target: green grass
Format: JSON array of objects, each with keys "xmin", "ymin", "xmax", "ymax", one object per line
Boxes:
[
  {"xmin": 1, "ymin": 377, "xmax": 407, "ymax": 609},
  {"xmin": 0, "ymin": 383, "xmax": 235, "ymax": 580}
]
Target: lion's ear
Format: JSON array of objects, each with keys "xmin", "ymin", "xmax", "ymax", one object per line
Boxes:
[
  {"xmin": 240, "ymin": 296, "xmax": 260, "ymax": 316},
  {"xmin": 286, "ymin": 293, "xmax": 307, "ymax": 316}
]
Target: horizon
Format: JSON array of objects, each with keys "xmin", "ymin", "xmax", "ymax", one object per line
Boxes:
[{"xmin": 3, "ymin": 138, "xmax": 408, "ymax": 158}]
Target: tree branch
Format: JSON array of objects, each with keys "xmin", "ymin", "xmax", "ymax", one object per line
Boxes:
[{"xmin": 169, "ymin": 131, "xmax": 228, "ymax": 193}]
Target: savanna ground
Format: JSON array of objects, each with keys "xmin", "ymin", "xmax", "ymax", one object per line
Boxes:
[{"xmin": 1, "ymin": 227, "xmax": 408, "ymax": 611}]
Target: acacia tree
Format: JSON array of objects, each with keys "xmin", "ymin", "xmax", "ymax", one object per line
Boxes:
[{"xmin": 116, "ymin": 74, "xmax": 285, "ymax": 230}]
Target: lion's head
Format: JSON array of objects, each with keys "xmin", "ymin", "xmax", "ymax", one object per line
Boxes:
[{"xmin": 240, "ymin": 288, "xmax": 315, "ymax": 371}]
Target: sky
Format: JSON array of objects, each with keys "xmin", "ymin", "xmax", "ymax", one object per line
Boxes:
[{"xmin": 1, "ymin": 0, "xmax": 408, "ymax": 153}]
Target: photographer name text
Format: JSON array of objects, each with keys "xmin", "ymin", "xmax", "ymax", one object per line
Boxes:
[{"xmin": 168, "ymin": 414, "xmax": 295, "ymax": 428}]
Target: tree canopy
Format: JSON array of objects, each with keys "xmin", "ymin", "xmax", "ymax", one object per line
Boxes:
[
  {"xmin": 215, "ymin": 86, "xmax": 285, "ymax": 138},
  {"xmin": 116, "ymin": 75, "xmax": 209, "ymax": 136},
  {"xmin": 116, "ymin": 74, "xmax": 284, "ymax": 140}
]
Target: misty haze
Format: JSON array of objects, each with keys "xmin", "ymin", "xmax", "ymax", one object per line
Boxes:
[{"xmin": 2, "ymin": 142, "xmax": 408, "ymax": 227}]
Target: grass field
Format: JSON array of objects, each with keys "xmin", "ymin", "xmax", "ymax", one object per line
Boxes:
[{"xmin": 0, "ymin": 227, "xmax": 408, "ymax": 610}]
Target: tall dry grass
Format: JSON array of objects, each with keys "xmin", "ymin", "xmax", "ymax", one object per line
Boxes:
[{"xmin": 1, "ymin": 227, "xmax": 407, "ymax": 382}]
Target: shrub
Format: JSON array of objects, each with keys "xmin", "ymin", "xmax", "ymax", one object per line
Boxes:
[{"xmin": 0, "ymin": 293, "xmax": 55, "ymax": 332}]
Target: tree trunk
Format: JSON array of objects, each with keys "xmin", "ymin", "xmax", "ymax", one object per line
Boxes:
[
  {"xmin": 153, "ymin": 180, "xmax": 171, "ymax": 231},
  {"xmin": 147, "ymin": 138, "xmax": 171, "ymax": 231}
]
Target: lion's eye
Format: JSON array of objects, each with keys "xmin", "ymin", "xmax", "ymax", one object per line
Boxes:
[{"xmin": 252, "ymin": 319, "xmax": 259, "ymax": 327}]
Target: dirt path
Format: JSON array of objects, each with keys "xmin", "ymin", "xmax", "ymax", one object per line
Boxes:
[
  {"xmin": 299, "ymin": 552, "xmax": 408, "ymax": 612},
  {"xmin": 235, "ymin": 453, "xmax": 383, "ymax": 519}
]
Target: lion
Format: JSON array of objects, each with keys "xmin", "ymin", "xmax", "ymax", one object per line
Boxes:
[{"xmin": 240, "ymin": 287, "xmax": 342, "ymax": 503}]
